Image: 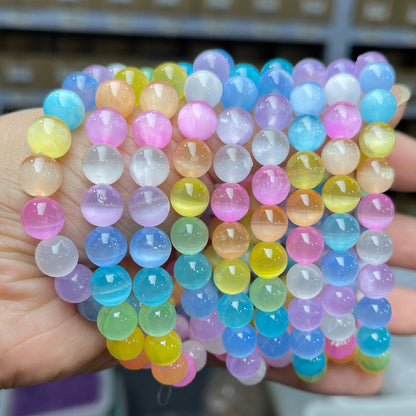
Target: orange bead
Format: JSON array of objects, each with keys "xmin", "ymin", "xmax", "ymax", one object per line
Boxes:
[
  {"xmin": 286, "ymin": 189, "xmax": 324, "ymax": 226},
  {"xmin": 173, "ymin": 139, "xmax": 213, "ymax": 178},
  {"xmin": 250, "ymin": 206, "xmax": 288, "ymax": 242},
  {"xmin": 119, "ymin": 349, "xmax": 150, "ymax": 370},
  {"xmin": 212, "ymin": 222, "xmax": 250, "ymax": 259},
  {"xmin": 151, "ymin": 353, "xmax": 188, "ymax": 385},
  {"xmin": 356, "ymin": 157, "xmax": 395, "ymax": 193},
  {"xmin": 140, "ymin": 81, "xmax": 179, "ymax": 118}
]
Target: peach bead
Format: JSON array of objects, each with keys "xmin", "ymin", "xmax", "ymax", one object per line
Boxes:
[
  {"xmin": 250, "ymin": 206, "xmax": 288, "ymax": 242},
  {"xmin": 356, "ymin": 157, "xmax": 395, "ymax": 193},
  {"xmin": 140, "ymin": 81, "xmax": 179, "ymax": 118},
  {"xmin": 286, "ymin": 189, "xmax": 324, "ymax": 226},
  {"xmin": 212, "ymin": 221, "xmax": 250, "ymax": 259},
  {"xmin": 119, "ymin": 349, "xmax": 149, "ymax": 370},
  {"xmin": 95, "ymin": 79, "xmax": 136, "ymax": 118},
  {"xmin": 173, "ymin": 139, "xmax": 213, "ymax": 178},
  {"xmin": 151, "ymin": 353, "xmax": 188, "ymax": 385},
  {"xmin": 321, "ymin": 139, "xmax": 360, "ymax": 175}
]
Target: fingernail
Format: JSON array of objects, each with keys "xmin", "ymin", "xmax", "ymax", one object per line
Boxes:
[{"xmin": 392, "ymin": 84, "xmax": 412, "ymax": 106}]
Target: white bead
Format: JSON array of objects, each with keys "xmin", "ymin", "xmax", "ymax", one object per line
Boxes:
[
  {"xmin": 107, "ymin": 63, "xmax": 126, "ymax": 76},
  {"xmin": 237, "ymin": 357, "xmax": 267, "ymax": 385},
  {"xmin": 202, "ymin": 335, "xmax": 226, "ymax": 355},
  {"xmin": 356, "ymin": 229, "xmax": 393, "ymax": 265},
  {"xmin": 213, "ymin": 144, "xmax": 253, "ymax": 183},
  {"xmin": 184, "ymin": 70, "xmax": 223, "ymax": 107},
  {"xmin": 286, "ymin": 263, "xmax": 323, "ymax": 299},
  {"xmin": 252, "ymin": 128, "xmax": 290, "ymax": 166},
  {"xmin": 321, "ymin": 312, "xmax": 355, "ymax": 341},
  {"xmin": 325, "ymin": 73, "xmax": 361, "ymax": 105},
  {"xmin": 216, "ymin": 107, "xmax": 254, "ymax": 145},
  {"xmin": 182, "ymin": 339, "xmax": 207, "ymax": 372}
]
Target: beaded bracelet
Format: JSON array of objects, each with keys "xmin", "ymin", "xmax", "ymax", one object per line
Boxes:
[{"xmin": 19, "ymin": 49, "xmax": 397, "ymax": 386}]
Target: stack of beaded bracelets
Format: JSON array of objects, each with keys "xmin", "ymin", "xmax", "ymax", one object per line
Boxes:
[{"xmin": 19, "ymin": 49, "xmax": 397, "ymax": 386}]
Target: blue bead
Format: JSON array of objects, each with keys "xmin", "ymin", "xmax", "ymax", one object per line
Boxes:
[
  {"xmin": 261, "ymin": 58, "xmax": 293, "ymax": 75},
  {"xmin": 322, "ymin": 213, "xmax": 360, "ymax": 250},
  {"xmin": 290, "ymin": 328, "xmax": 325, "ymax": 359},
  {"xmin": 214, "ymin": 48, "xmax": 235, "ymax": 70},
  {"xmin": 290, "ymin": 82, "xmax": 326, "ymax": 116},
  {"xmin": 178, "ymin": 61, "xmax": 193, "ymax": 76},
  {"xmin": 258, "ymin": 68, "xmax": 294, "ymax": 99},
  {"xmin": 288, "ymin": 114, "xmax": 326, "ymax": 151},
  {"xmin": 360, "ymin": 89, "xmax": 397, "ymax": 123},
  {"xmin": 85, "ymin": 226, "xmax": 127, "ymax": 267},
  {"xmin": 133, "ymin": 267, "xmax": 173, "ymax": 306},
  {"xmin": 217, "ymin": 293, "xmax": 254, "ymax": 328},
  {"xmin": 230, "ymin": 63, "xmax": 261, "ymax": 85},
  {"xmin": 62, "ymin": 72, "xmax": 98, "ymax": 112},
  {"xmin": 254, "ymin": 307, "xmax": 288, "ymax": 337},
  {"xmin": 222, "ymin": 324, "xmax": 257, "ymax": 357},
  {"xmin": 356, "ymin": 297, "xmax": 392, "ymax": 328},
  {"xmin": 90, "ymin": 265, "xmax": 132, "ymax": 306},
  {"xmin": 221, "ymin": 76, "xmax": 258, "ymax": 112},
  {"xmin": 359, "ymin": 62, "xmax": 395, "ymax": 93},
  {"xmin": 321, "ymin": 250, "xmax": 359, "ymax": 286},
  {"xmin": 126, "ymin": 293, "xmax": 141, "ymax": 315},
  {"xmin": 181, "ymin": 283, "xmax": 218, "ymax": 318},
  {"xmin": 257, "ymin": 331, "xmax": 290, "ymax": 359},
  {"xmin": 43, "ymin": 89, "xmax": 85, "ymax": 130},
  {"xmin": 292, "ymin": 352, "xmax": 326, "ymax": 377},
  {"xmin": 130, "ymin": 227, "xmax": 172, "ymax": 268},
  {"xmin": 174, "ymin": 253, "xmax": 212, "ymax": 290},
  {"xmin": 77, "ymin": 296, "xmax": 102, "ymax": 321},
  {"xmin": 356, "ymin": 326, "xmax": 390, "ymax": 357}
]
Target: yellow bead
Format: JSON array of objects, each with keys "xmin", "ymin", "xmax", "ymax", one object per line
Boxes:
[
  {"xmin": 170, "ymin": 177, "xmax": 210, "ymax": 217},
  {"xmin": 356, "ymin": 157, "xmax": 395, "ymax": 193},
  {"xmin": 357, "ymin": 349, "xmax": 390, "ymax": 373},
  {"xmin": 106, "ymin": 327, "xmax": 145, "ymax": 361},
  {"xmin": 286, "ymin": 189, "xmax": 324, "ymax": 226},
  {"xmin": 286, "ymin": 151, "xmax": 325, "ymax": 189},
  {"xmin": 115, "ymin": 67, "xmax": 149, "ymax": 106},
  {"xmin": 204, "ymin": 244, "xmax": 223, "ymax": 269},
  {"xmin": 144, "ymin": 330, "xmax": 182, "ymax": 366},
  {"xmin": 27, "ymin": 116, "xmax": 71, "ymax": 159},
  {"xmin": 214, "ymin": 258, "xmax": 251, "ymax": 295},
  {"xmin": 322, "ymin": 175, "xmax": 361, "ymax": 213},
  {"xmin": 212, "ymin": 221, "xmax": 250, "ymax": 259},
  {"xmin": 359, "ymin": 122, "xmax": 396, "ymax": 158},
  {"xmin": 249, "ymin": 242, "xmax": 287, "ymax": 279},
  {"xmin": 152, "ymin": 62, "xmax": 188, "ymax": 99}
]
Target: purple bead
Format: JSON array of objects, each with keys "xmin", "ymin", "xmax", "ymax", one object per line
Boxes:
[
  {"xmin": 327, "ymin": 59, "xmax": 355, "ymax": 77},
  {"xmin": 210, "ymin": 183, "xmax": 250, "ymax": 221},
  {"xmin": 354, "ymin": 51, "xmax": 387, "ymax": 78},
  {"xmin": 251, "ymin": 165, "xmax": 290, "ymax": 205},
  {"xmin": 264, "ymin": 350, "xmax": 292, "ymax": 368},
  {"xmin": 357, "ymin": 194, "xmax": 395, "ymax": 230},
  {"xmin": 129, "ymin": 186, "xmax": 170, "ymax": 227},
  {"xmin": 320, "ymin": 284, "xmax": 355, "ymax": 316},
  {"xmin": 81, "ymin": 184, "xmax": 124, "ymax": 226},
  {"xmin": 174, "ymin": 314, "xmax": 190, "ymax": 341},
  {"xmin": 54, "ymin": 264, "xmax": 92, "ymax": 303},
  {"xmin": 86, "ymin": 107, "xmax": 128, "ymax": 147},
  {"xmin": 226, "ymin": 349, "xmax": 261, "ymax": 379},
  {"xmin": 358, "ymin": 263, "xmax": 395, "ymax": 299},
  {"xmin": 190, "ymin": 310, "xmax": 225, "ymax": 341},
  {"xmin": 132, "ymin": 110, "xmax": 172, "ymax": 149},
  {"xmin": 254, "ymin": 93, "xmax": 292, "ymax": 130},
  {"xmin": 292, "ymin": 59, "xmax": 328, "ymax": 87},
  {"xmin": 216, "ymin": 107, "xmax": 254, "ymax": 145},
  {"xmin": 287, "ymin": 297, "xmax": 324, "ymax": 331},
  {"xmin": 286, "ymin": 226, "xmax": 324, "ymax": 264},
  {"xmin": 84, "ymin": 65, "xmax": 113, "ymax": 84},
  {"xmin": 193, "ymin": 50, "xmax": 230, "ymax": 84}
]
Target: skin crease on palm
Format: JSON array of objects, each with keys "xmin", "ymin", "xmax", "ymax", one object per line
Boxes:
[{"xmin": 0, "ymin": 84, "xmax": 415, "ymax": 395}]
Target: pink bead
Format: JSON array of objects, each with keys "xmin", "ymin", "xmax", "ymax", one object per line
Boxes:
[
  {"xmin": 132, "ymin": 110, "xmax": 172, "ymax": 149},
  {"xmin": 286, "ymin": 226, "xmax": 324, "ymax": 263},
  {"xmin": 251, "ymin": 165, "xmax": 290, "ymax": 205},
  {"xmin": 263, "ymin": 350, "xmax": 292, "ymax": 368},
  {"xmin": 357, "ymin": 193, "xmax": 394, "ymax": 230},
  {"xmin": 177, "ymin": 101, "xmax": 217, "ymax": 140},
  {"xmin": 323, "ymin": 102, "xmax": 362, "ymax": 139},
  {"xmin": 21, "ymin": 197, "xmax": 64, "ymax": 239},
  {"xmin": 86, "ymin": 107, "xmax": 127, "ymax": 147},
  {"xmin": 210, "ymin": 183, "xmax": 250, "ymax": 221},
  {"xmin": 173, "ymin": 353, "xmax": 197, "ymax": 387},
  {"xmin": 324, "ymin": 334, "xmax": 356, "ymax": 360}
]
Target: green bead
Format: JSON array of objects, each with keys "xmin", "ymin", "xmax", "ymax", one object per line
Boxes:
[
  {"xmin": 249, "ymin": 277, "xmax": 287, "ymax": 312},
  {"xmin": 357, "ymin": 349, "xmax": 390, "ymax": 373},
  {"xmin": 170, "ymin": 216, "xmax": 209, "ymax": 255},
  {"xmin": 140, "ymin": 66, "xmax": 154, "ymax": 81},
  {"xmin": 295, "ymin": 363, "xmax": 327, "ymax": 383},
  {"xmin": 139, "ymin": 301, "xmax": 177, "ymax": 337}
]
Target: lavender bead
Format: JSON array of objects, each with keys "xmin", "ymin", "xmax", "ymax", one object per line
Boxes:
[{"xmin": 55, "ymin": 264, "xmax": 92, "ymax": 303}]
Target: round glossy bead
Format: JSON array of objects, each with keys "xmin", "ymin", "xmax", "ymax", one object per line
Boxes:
[
  {"xmin": 142, "ymin": 66, "xmax": 155, "ymax": 80},
  {"xmin": 286, "ymin": 151, "xmax": 325, "ymax": 189},
  {"xmin": 133, "ymin": 268, "xmax": 172, "ymax": 309},
  {"xmin": 325, "ymin": 334, "xmax": 356, "ymax": 360},
  {"xmin": 290, "ymin": 328, "xmax": 325, "ymax": 359},
  {"xmin": 140, "ymin": 81, "xmax": 179, "ymax": 118},
  {"xmin": 327, "ymin": 58, "xmax": 355, "ymax": 77},
  {"xmin": 174, "ymin": 253, "xmax": 212, "ymax": 290},
  {"xmin": 144, "ymin": 330, "xmax": 182, "ymax": 366},
  {"xmin": 84, "ymin": 64, "xmax": 113, "ymax": 84},
  {"xmin": 230, "ymin": 63, "xmax": 260, "ymax": 84},
  {"xmin": 360, "ymin": 89, "xmax": 397, "ymax": 123},
  {"xmin": 132, "ymin": 110, "xmax": 172, "ymax": 148},
  {"xmin": 107, "ymin": 63, "xmax": 126, "ymax": 76},
  {"xmin": 35, "ymin": 235, "xmax": 78, "ymax": 277},
  {"xmin": 356, "ymin": 326, "xmax": 390, "ymax": 357},
  {"xmin": 286, "ymin": 263, "xmax": 323, "ymax": 299},
  {"xmin": 321, "ymin": 213, "xmax": 360, "ymax": 250},
  {"xmin": 290, "ymin": 82, "xmax": 326, "ymax": 116},
  {"xmin": 359, "ymin": 122, "xmax": 396, "ymax": 158},
  {"xmin": 322, "ymin": 175, "xmax": 361, "ymax": 213},
  {"xmin": 213, "ymin": 258, "xmax": 251, "ymax": 294},
  {"xmin": 216, "ymin": 107, "xmax": 254, "ymax": 145},
  {"xmin": 321, "ymin": 312, "xmax": 355, "ymax": 341},
  {"xmin": 251, "ymin": 165, "xmax": 290, "ymax": 205},
  {"xmin": 82, "ymin": 144, "xmax": 123, "ymax": 185},
  {"xmin": 212, "ymin": 222, "xmax": 250, "ymax": 260},
  {"xmin": 358, "ymin": 263, "xmax": 395, "ymax": 299},
  {"xmin": 139, "ymin": 301, "xmax": 177, "ymax": 337},
  {"xmin": 95, "ymin": 79, "xmax": 136, "ymax": 118},
  {"xmin": 356, "ymin": 157, "xmax": 395, "ymax": 193},
  {"xmin": 288, "ymin": 115, "xmax": 326, "ymax": 152},
  {"xmin": 97, "ymin": 302, "xmax": 138, "ymax": 341},
  {"xmin": 323, "ymin": 102, "xmax": 362, "ymax": 139},
  {"xmin": 119, "ymin": 349, "xmax": 150, "ymax": 371},
  {"xmin": 21, "ymin": 197, "xmax": 64, "ymax": 239},
  {"xmin": 250, "ymin": 205, "xmax": 288, "ymax": 242},
  {"xmin": 321, "ymin": 250, "xmax": 359, "ymax": 286},
  {"xmin": 254, "ymin": 93, "xmax": 292, "ymax": 130},
  {"xmin": 257, "ymin": 331, "xmax": 290, "ymax": 359},
  {"xmin": 286, "ymin": 226, "xmax": 324, "ymax": 264},
  {"xmin": 251, "ymin": 128, "xmax": 290, "ymax": 166},
  {"xmin": 173, "ymin": 353, "xmax": 196, "ymax": 387},
  {"xmin": 357, "ymin": 194, "xmax": 394, "ymax": 230},
  {"xmin": 129, "ymin": 186, "xmax": 169, "ymax": 227},
  {"xmin": 221, "ymin": 76, "xmax": 258, "ymax": 112},
  {"xmin": 357, "ymin": 350, "xmax": 390, "ymax": 373},
  {"xmin": 193, "ymin": 50, "xmax": 230, "ymax": 84},
  {"xmin": 222, "ymin": 324, "xmax": 257, "ymax": 358},
  {"xmin": 190, "ymin": 310, "xmax": 225, "ymax": 341},
  {"xmin": 292, "ymin": 58, "xmax": 327, "ymax": 86},
  {"xmin": 115, "ymin": 66, "xmax": 149, "ymax": 106},
  {"xmin": 129, "ymin": 147, "xmax": 169, "ymax": 187},
  {"xmin": 152, "ymin": 62, "xmax": 187, "ymax": 99},
  {"xmin": 182, "ymin": 340, "xmax": 207, "ymax": 372},
  {"xmin": 320, "ymin": 284, "xmax": 355, "ymax": 316},
  {"xmin": 27, "ymin": 116, "xmax": 71, "ymax": 159},
  {"xmin": 249, "ymin": 242, "xmax": 287, "ymax": 278},
  {"xmin": 62, "ymin": 72, "xmax": 98, "ymax": 112},
  {"xmin": 292, "ymin": 353, "xmax": 326, "ymax": 377},
  {"xmin": 173, "ymin": 139, "xmax": 212, "ymax": 178},
  {"xmin": 359, "ymin": 62, "xmax": 395, "ymax": 92},
  {"xmin": 54, "ymin": 264, "xmax": 92, "ymax": 303},
  {"xmin": 130, "ymin": 227, "xmax": 172, "ymax": 267},
  {"xmin": 214, "ymin": 48, "xmax": 234, "ymax": 69},
  {"xmin": 254, "ymin": 307, "xmax": 288, "ymax": 337},
  {"xmin": 324, "ymin": 73, "xmax": 361, "ymax": 105},
  {"xmin": 258, "ymin": 68, "xmax": 293, "ymax": 99},
  {"xmin": 90, "ymin": 265, "xmax": 131, "ymax": 306},
  {"xmin": 249, "ymin": 277, "xmax": 286, "ymax": 312},
  {"xmin": 288, "ymin": 298, "xmax": 324, "ymax": 331},
  {"xmin": 286, "ymin": 189, "xmax": 324, "ymax": 226},
  {"xmin": 43, "ymin": 89, "xmax": 85, "ymax": 130},
  {"xmin": 354, "ymin": 51, "xmax": 387, "ymax": 76},
  {"xmin": 184, "ymin": 70, "xmax": 223, "ymax": 107},
  {"xmin": 213, "ymin": 144, "xmax": 253, "ymax": 183},
  {"xmin": 170, "ymin": 217, "xmax": 209, "ymax": 255},
  {"xmin": 210, "ymin": 183, "xmax": 249, "ymax": 221},
  {"xmin": 264, "ymin": 350, "xmax": 293, "ymax": 368},
  {"xmin": 126, "ymin": 293, "xmax": 141, "ymax": 316},
  {"xmin": 356, "ymin": 297, "xmax": 391, "ymax": 328},
  {"xmin": 174, "ymin": 314, "xmax": 190, "ymax": 341},
  {"xmin": 356, "ymin": 230, "xmax": 393, "ymax": 265},
  {"xmin": 77, "ymin": 296, "xmax": 102, "ymax": 321},
  {"xmin": 217, "ymin": 293, "xmax": 254, "ymax": 328},
  {"xmin": 226, "ymin": 350, "xmax": 261, "ymax": 380},
  {"xmin": 181, "ymin": 283, "xmax": 218, "ymax": 318},
  {"xmin": 106, "ymin": 327, "xmax": 145, "ymax": 361},
  {"xmin": 321, "ymin": 139, "xmax": 360, "ymax": 175},
  {"xmin": 262, "ymin": 58, "xmax": 293, "ymax": 75}
]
